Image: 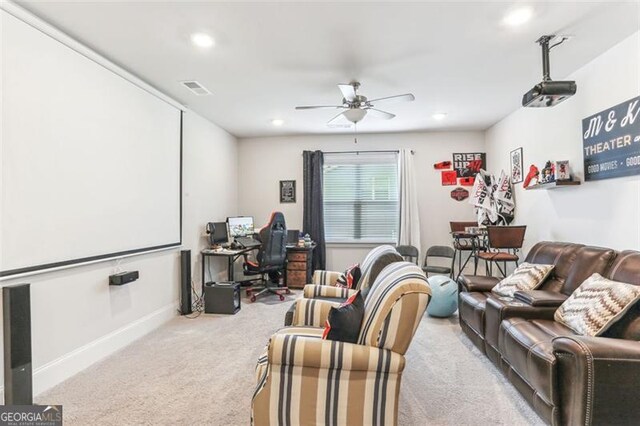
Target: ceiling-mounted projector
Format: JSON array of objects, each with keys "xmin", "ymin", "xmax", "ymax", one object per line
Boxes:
[{"xmin": 522, "ymin": 35, "xmax": 576, "ymax": 108}]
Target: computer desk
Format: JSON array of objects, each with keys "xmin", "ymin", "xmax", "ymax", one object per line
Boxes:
[{"xmin": 201, "ymin": 246, "xmax": 258, "ymax": 287}]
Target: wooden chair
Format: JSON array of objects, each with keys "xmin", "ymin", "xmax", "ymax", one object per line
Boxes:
[{"xmin": 477, "ymin": 225, "xmax": 526, "ymax": 277}]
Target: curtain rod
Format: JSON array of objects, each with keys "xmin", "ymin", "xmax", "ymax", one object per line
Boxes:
[{"xmin": 320, "ymin": 150, "xmax": 414, "ymax": 155}]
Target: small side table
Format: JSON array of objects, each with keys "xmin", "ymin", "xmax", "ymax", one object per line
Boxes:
[{"xmin": 285, "ymin": 244, "xmax": 316, "ymax": 288}]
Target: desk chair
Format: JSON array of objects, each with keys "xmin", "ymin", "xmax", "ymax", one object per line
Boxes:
[
  {"xmin": 396, "ymin": 245, "xmax": 419, "ymax": 264},
  {"xmin": 244, "ymin": 212, "xmax": 290, "ymax": 302},
  {"xmin": 477, "ymin": 225, "xmax": 526, "ymax": 277}
]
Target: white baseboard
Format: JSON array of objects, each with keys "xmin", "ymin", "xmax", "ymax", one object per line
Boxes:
[{"xmin": 0, "ymin": 301, "xmax": 178, "ymax": 400}]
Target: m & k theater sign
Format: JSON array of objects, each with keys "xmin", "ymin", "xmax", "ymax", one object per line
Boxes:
[{"xmin": 582, "ymin": 96, "xmax": 640, "ymax": 181}]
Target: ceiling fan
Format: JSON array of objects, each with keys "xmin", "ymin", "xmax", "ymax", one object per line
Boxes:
[{"xmin": 295, "ymin": 82, "xmax": 415, "ymax": 126}]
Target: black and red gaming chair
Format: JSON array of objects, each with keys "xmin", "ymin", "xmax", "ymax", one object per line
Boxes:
[{"xmin": 244, "ymin": 212, "xmax": 290, "ymax": 302}]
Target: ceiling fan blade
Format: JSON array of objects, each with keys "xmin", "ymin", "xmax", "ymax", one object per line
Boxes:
[
  {"xmin": 327, "ymin": 111, "xmax": 347, "ymax": 125},
  {"xmin": 367, "ymin": 108, "xmax": 396, "ymax": 120},
  {"xmin": 368, "ymin": 93, "xmax": 415, "ymax": 104},
  {"xmin": 295, "ymin": 105, "xmax": 345, "ymax": 110},
  {"xmin": 338, "ymin": 84, "xmax": 357, "ymax": 102}
]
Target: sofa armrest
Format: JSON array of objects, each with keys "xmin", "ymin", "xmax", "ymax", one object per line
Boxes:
[
  {"xmin": 268, "ymin": 334, "xmax": 405, "ymax": 373},
  {"xmin": 291, "ymin": 298, "xmax": 341, "ymax": 327},
  {"xmin": 553, "ymin": 335, "xmax": 640, "ymax": 426},
  {"xmin": 311, "ymin": 270, "xmax": 342, "ymax": 286},
  {"xmin": 458, "ymin": 274, "xmax": 500, "ymax": 292},
  {"xmin": 303, "ymin": 284, "xmax": 355, "ymax": 299},
  {"xmin": 484, "ymin": 295, "xmax": 558, "ymax": 352},
  {"xmin": 513, "ymin": 290, "xmax": 568, "ymax": 307}
]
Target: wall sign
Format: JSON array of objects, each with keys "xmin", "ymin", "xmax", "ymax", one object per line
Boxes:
[
  {"xmin": 453, "ymin": 152, "xmax": 486, "ymax": 177},
  {"xmin": 582, "ymin": 96, "xmax": 640, "ymax": 181},
  {"xmin": 450, "ymin": 187, "xmax": 469, "ymax": 201},
  {"xmin": 279, "ymin": 180, "xmax": 296, "ymax": 203},
  {"xmin": 441, "ymin": 170, "xmax": 457, "ymax": 186}
]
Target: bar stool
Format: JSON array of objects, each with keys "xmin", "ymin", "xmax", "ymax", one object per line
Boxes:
[
  {"xmin": 478, "ymin": 225, "xmax": 527, "ymax": 277},
  {"xmin": 450, "ymin": 221, "xmax": 481, "ymax": 278}
]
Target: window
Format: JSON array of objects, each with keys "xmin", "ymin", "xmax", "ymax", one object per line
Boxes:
[{"xmin": 323, "ymin": 152, "xmax": 399, "ymax": 243}]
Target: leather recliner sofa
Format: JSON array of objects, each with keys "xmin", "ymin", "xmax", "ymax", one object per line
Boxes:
[{"xmin": 458, "ymin": 241, "xmax": 640, "ymax": 425}]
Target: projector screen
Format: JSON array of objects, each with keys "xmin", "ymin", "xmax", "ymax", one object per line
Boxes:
[{"xmin": 0, "ymin": 11, "xmax": 182, "ymax": 277}]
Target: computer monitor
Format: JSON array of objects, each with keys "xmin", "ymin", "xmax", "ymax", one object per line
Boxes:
[
  {"xmin": 227, "ymin": 216, "xmax": 255, "ymax": 238},
  {"xmin": 287, "ymin": 229, "xmax": 299, "ymax": 246},
  {"xmin": 211, "ymin": 221, "xmax": 229, "ymax": 244}
]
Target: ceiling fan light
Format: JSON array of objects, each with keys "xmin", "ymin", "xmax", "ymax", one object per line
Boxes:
[{"xmin": 344, "ymin": 108, "xmax": 367, "ymax": 123}]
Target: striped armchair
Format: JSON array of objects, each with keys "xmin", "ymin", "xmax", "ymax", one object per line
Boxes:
[
  {"xmin": 252, "ymin": 262, "xmax": 431, "ymax": 425},
  {"xmin": 303, "ymin": 245, "xmax": 402, "ymax": 299}
]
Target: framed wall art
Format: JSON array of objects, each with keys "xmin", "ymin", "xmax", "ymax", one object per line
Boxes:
[
  {"xmin": 510, "ymin": 147, "xmax": 524, "ymax": 184},
  {"xmin": 279, "ymin": 180, "xmax": 296, "ymax": 203}
]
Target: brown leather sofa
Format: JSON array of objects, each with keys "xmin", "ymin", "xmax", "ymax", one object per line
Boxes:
[{"xmin": 458, "ymin": 241, "xmax": 640, "ymax": 425}]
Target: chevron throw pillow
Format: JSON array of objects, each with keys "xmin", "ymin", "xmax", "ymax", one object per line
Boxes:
[
  {"xmin": 555, "ymin": 273, "xmax": 640, "ymax": 337},
  {"xmin": 491, "ymin": 262, "xmax": 554, "ymax": 297}
]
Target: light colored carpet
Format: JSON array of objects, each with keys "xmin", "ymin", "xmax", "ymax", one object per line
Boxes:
[{"xmin": 38, "ymin": 291, "xmax": 544, "ymax": 425}]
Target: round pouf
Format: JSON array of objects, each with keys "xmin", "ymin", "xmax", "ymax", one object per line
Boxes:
[{"xmin": 426, "ymin": 275, "xmax": 458, "ymax": 318}]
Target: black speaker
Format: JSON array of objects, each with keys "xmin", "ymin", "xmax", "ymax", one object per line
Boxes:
[
  {"xmin": 180, "ymin": 250, "xmax": 192, "ymax": 315},
  {"xmin": 204, "ymin": 282, "xmax": 241, "ymax": 314},
  {"xmin": 3, "ymin": 283, "xmax": 33, "ymax": 405}
]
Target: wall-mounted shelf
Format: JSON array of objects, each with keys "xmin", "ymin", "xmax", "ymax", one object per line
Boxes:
[{"xmin": 525, "ymin": 180, "xmax": 581, "ymax": 190}]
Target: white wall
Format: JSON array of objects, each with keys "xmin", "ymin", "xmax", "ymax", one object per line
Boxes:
[
  {"xmin": 0, "ymin": 110, "xmax": 238, "ymax": 398},
  {"xmin": 238, "ymin": 132, "xmax": 485, "ymax": 270},
  {"xmin": 485, "ymin": 31, "xmax": 640, "ymax": 253}
]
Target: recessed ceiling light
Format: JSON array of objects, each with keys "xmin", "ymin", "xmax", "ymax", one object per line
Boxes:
[
  {"xmin": 432, "ymin": 112, "xmax": 447, "ymax": 121},
  {"xmin": 190, "ymin": 33, "xmax": 214, "ymax": 48},
  {"xmin": 271, "ymin": 119, "xmax": 284, "ymax": 126},
  {"xmin": 503, "ymin": 7, "xmax": 534, "ymax": 27}
]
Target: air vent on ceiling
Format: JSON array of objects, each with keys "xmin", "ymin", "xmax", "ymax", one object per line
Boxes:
[{"xmin": 180, "ymin": 80, "xmax": 211, "ymax": 96}]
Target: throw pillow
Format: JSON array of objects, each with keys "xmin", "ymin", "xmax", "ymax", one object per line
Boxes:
[
  {"xmin": 335, "ymin": 264, "xmax": 362, "ymax": 289},
  {"xmin": 491, "ymin": 262, "xmax": 554, "ymax": 297},
  {"xmin": 555, "ymin": 273, "xmax": 640, "ymax": 337},
  {"xmin": 322, "ymin": 291, "xmax": 365, "ymax": 343}
]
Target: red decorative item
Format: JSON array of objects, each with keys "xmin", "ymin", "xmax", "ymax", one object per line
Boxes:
[
  {"xmin": 441, "ymin": 170, "xmax": 458, "ymax": 186},
  {"xmin": 433, "ymin": 161, "xmax": 452, "ymax": 170},
  {"xmin": 523, "ymin": 165, "xmax": 540, "ymax": 188},
  {"xmin": 459, "ymin": 176, "xmax": 475, "ymax": 186},
  {"xmin": 450, "ymin": 187, "xmax": 469, "ymax": 201}
]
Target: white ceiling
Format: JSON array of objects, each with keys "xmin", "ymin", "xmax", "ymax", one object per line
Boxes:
[{"xmin": 15, "ymin": 0, "xmax": 640, "ymax": 138}]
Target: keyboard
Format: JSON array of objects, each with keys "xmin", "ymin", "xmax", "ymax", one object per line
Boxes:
[{"xmin": 235, "ymin": 236, "xmax": 261, "ymax": 248}]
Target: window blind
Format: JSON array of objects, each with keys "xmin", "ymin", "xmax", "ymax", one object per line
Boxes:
[{"xmin": 323, "ymin": 152, "xmax": 399, "ymax": 243}]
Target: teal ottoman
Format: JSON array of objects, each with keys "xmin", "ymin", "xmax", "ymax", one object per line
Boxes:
[{"xmin": 426, "ymin": 276, "xmax": 458, "ymax": 317}]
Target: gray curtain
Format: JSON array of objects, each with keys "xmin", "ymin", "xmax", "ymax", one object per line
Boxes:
[{"xmin": 303, "ymin": 150, "xmax": 326, "ymax": 270}]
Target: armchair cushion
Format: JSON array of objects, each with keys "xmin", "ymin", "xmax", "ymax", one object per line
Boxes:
[
  {"xmin": 322, "ymin": 291, "xmax": 364, "ymax": 343},
  {"xmin": 491, "ymin": 262, "xmax": 554, "ymax": 297},
  {"xmin": 554, "ymin": 273, "xmax": 640, "ymax": 337},
  {"xmin": 268, "ymin": 332, "xmax": 405, "ymax": 373}
]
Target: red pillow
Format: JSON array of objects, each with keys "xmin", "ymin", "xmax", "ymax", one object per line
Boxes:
[{"xmin": 335, "ymin": 264, "xmax": 362, "ymax": 289}]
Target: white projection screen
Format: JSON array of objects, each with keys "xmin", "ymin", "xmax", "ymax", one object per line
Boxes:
[{"xmin": 0, "ymin": 11, "xmax": 182, "ymax": 277}]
